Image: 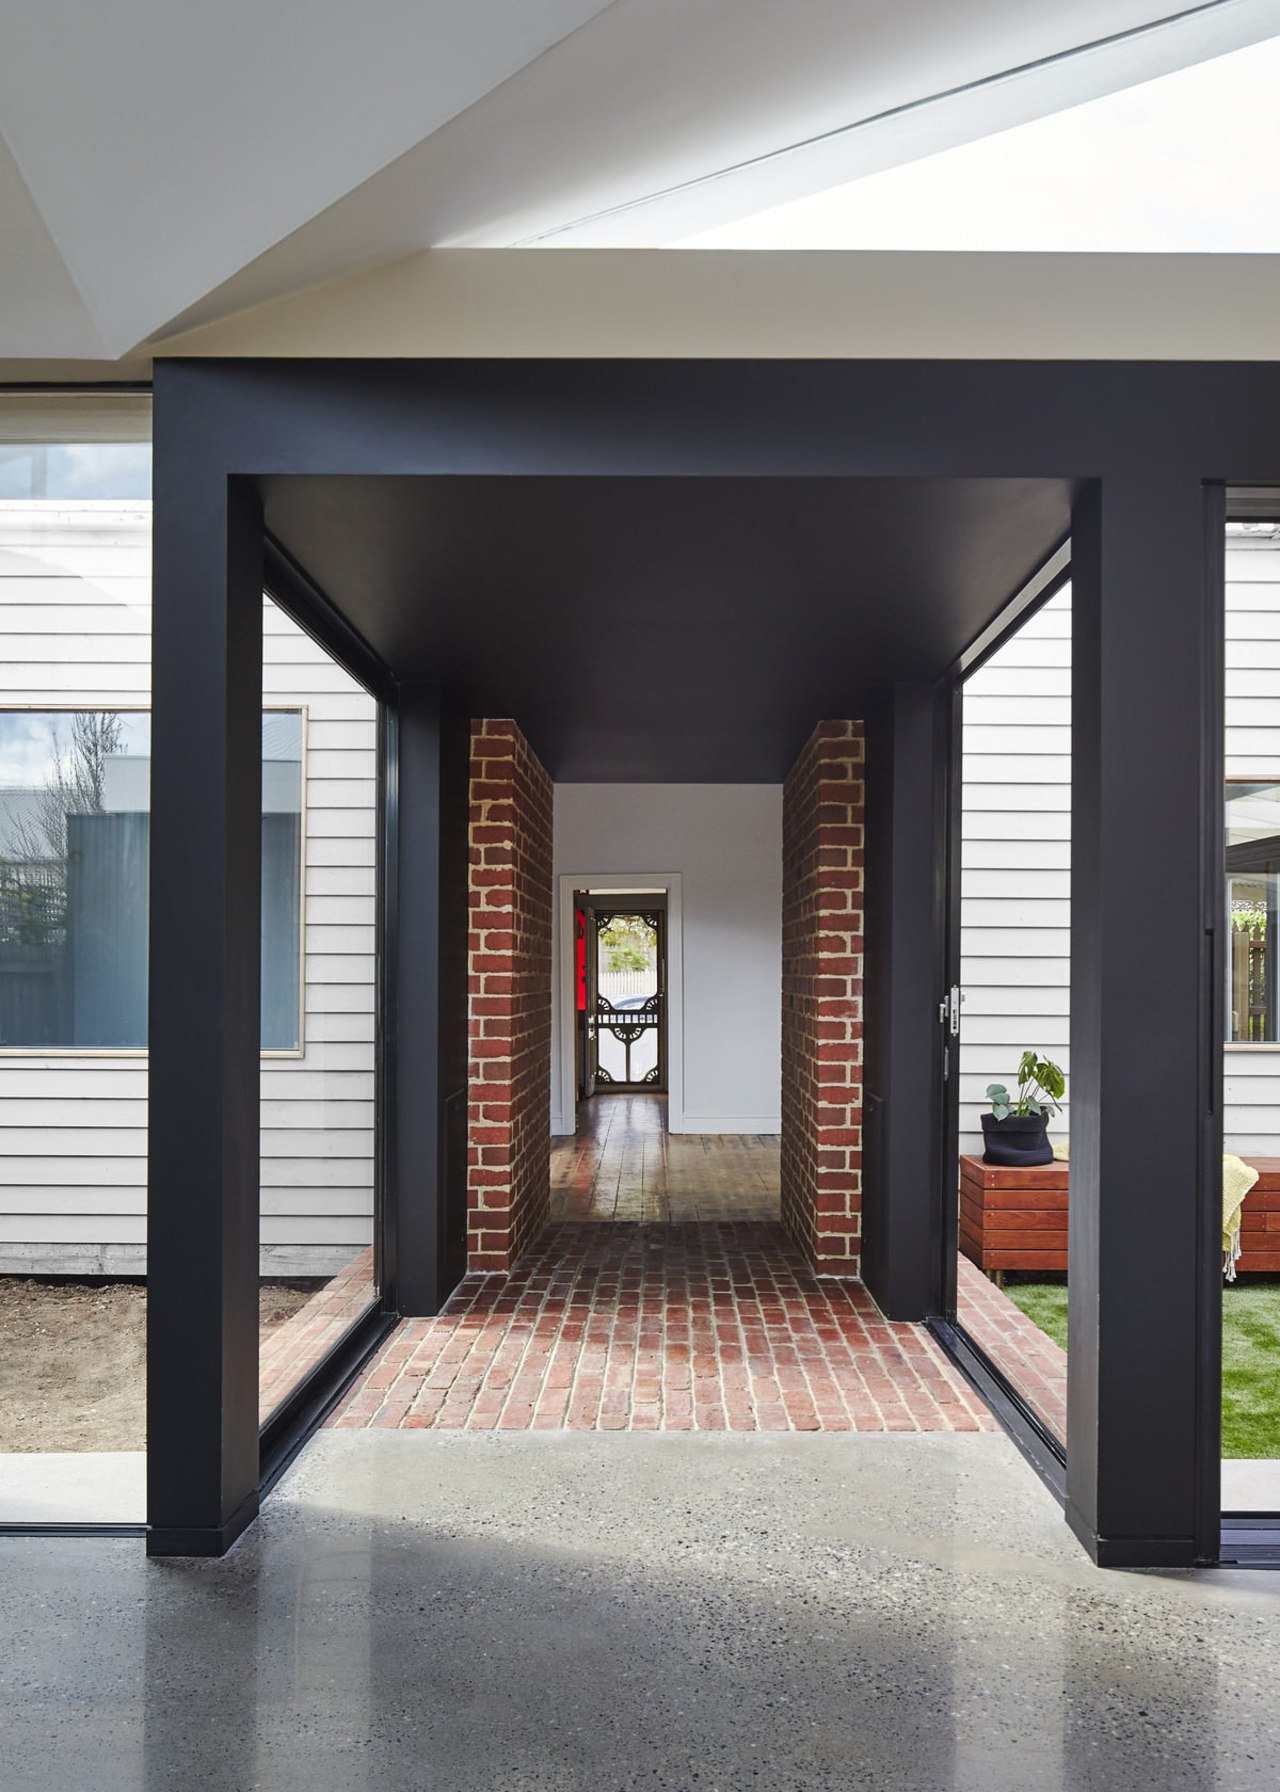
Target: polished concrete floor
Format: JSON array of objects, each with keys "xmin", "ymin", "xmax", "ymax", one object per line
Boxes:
[{"xmin": 5, "ymin": 1431, "xmax": 1280, "ymax": 1790}]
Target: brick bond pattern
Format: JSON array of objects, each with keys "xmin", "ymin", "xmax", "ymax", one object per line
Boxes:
[
  {"xmin": 330, "ymin": 1222, "xmax": 993, "ymax": 1432},
  {"xmin": 468, "ymin": 720, "xmax": 555, "ymax": 1272},
  {"xmin": 781, "ymin": 722, "xmax": 866, "ymax": 1275}
]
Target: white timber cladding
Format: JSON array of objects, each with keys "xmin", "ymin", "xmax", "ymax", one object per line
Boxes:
[
  {"xmin": 958, "ymin": 539, "xmax": 1280, "ymax": 1161},
  {"xmin": 958, "ymin": 586, "xmax": 1072, "ymax": 1160},
  {"xmin": 0, "ymin": 501, "xmax": 375, "ymax": 1276}
]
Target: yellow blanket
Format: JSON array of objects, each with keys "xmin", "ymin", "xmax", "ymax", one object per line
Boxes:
[
  {"xmin": 1223, "ymin": 1154, "xmax": 1259, "ymax": 1281},
  {"xmin": 1049, "ymin": 1137, "xmax": 1257, "ymax": 1279}
]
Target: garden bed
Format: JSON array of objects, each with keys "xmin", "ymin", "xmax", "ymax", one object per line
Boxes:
[{"xmin": 0, "ymin": 1278, "xmax": 318, "ymax": 1452}]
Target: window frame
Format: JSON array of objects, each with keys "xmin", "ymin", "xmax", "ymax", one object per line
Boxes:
[
  {"xmin": 1224, "ymin": 771, "xmax": 1280, "ymax": 1052},
  {"xmin": 0, "ymin": 699, "xmax": 308, "ymax": 1059}
]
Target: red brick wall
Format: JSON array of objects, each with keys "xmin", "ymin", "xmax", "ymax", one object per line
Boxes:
[
  {"xmin": 781, "ymin": 721, "xmax": 866, "ymax": 1275},
  {"xmin": 468, "ymin": 720, "xmax": 554, "ymax": 1272}
]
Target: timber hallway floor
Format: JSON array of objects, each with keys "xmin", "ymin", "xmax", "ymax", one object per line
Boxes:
[
  {"xmin": 332, "ymin": 1096, "xmax": 992, "ymax": 1434},
  {"xmin": 551, "ymin": 1094, "xmax": 781, "ymax": 1222}
]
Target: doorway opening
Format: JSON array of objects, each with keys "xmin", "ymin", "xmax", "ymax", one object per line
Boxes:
[
  {"xmin": 941, "ymin": 552, "xmax": 1072, "ymax": 1460},
  {"xmin": 578, "ymin": 894, "xmax": 667, "ymax": 1098}
]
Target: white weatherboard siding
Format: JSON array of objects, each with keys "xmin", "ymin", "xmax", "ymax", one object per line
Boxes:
[
  {"xmin": 1222, "ymin": 535, "xmax": 1280, "ymax": 1154},
  {"xmin": 0, "ymin": 502, "xmax": 375, "ymax": 1275},
  {"xmin": 959, "ymin": 539, "xmax": 1280, "ymax": 1161},
  {"xmin": 959, "ymin": 587, "xmax": 1072, "ymax": 1160}
]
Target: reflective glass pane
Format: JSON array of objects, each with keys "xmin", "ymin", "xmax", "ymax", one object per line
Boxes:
[
  {"xmin": 955, "ymin": 583, "xmax": 1071, "ymax": 1450},
  {"xmin": 0, "ymin": 451, "xmax": 150, "ymax": 1523},
  {"xmin": 258, "ymin": 597, "xmax": 378, "ymax": 1424},
  {"xmin": 0, "ymin": 710, "xmax": 301, "ymax": 1050},
  {"xmin": 1222, "ymin": 521, "xmax": 1280, "ymax": 1513}
]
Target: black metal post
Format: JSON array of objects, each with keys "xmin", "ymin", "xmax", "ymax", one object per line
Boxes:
[
  {"xmin": 861, "ymin": 682, "xmax": 948, "ymax": 1319},
  {"xmin": 1068, "ymin": 476, "xmax": 1223, "ymax": 1567},
  {"xmin": 147, "ymin": 472, "xmax": 264, "ymax": 1556},
  {"xmin": 392, "ymin": 683, "xmax": 471, "ymax": 1315}
]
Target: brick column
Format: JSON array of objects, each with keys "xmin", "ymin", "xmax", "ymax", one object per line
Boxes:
[
  {"xmin": 468, "ymin": 720, "xmax": 554, "ymax": 1272},
  {"xmin": 781, "ymin": 721, "xmax": 866, "ymax": 1275}
]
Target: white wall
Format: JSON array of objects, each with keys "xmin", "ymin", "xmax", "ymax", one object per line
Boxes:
[
  {"xmin": 958, "ymin": 535, "xmax": 1280, "ymax": 1159},
  {"xmin": 553, "ymin": 784, "xmax": 781, "ymax": 1135},
  {"xmin": 1223, "ymin": 533, "xmax": 1280, "ymax": 1153},
  {"xmin": 0, "ymin": 500, "xmax": 375, "ymax": 1275}
]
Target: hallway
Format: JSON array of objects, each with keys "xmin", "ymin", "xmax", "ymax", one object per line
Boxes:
[
  {"xmin": 332, "ymin": 1223, "xmax": 992, "ymax": 1433},
  {"xmin": 335, "ymin": 1106, "xmax": 989, "ymax": 1433},
  {"xmin": 550, "ymin": 1094, "xmax": 781, "ymax": 1222}
]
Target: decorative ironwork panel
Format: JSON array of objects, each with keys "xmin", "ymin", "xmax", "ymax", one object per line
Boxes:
[{"xmin": 588, "ymin": 909, "xmax": 665, "ymax": 1092}]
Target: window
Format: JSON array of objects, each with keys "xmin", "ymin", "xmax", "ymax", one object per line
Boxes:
[
  {"xmin": 1226, "ymin": 780, "xmax": 1280, "ymax": 1044},
  {"xmin": 0, "ymin": 441, "xmax": 151, "ymax": 500},
  {"xmin": 0, "ymin": 708, "xmax": 303, "ymax": 1051}
]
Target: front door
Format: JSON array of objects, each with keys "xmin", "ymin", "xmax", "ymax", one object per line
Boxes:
[{"xmin": 586, "ymin": 904, "xmax": 666, "ymax": 1093}]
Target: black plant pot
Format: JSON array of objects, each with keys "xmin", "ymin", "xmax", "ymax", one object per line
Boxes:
[{"xmin": 980, "ymin": 1110, "xmax": 1053, "ymax": 1168}]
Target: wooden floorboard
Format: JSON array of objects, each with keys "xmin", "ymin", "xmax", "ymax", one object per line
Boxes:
[{"xmin": 550, "ymin": 1094, "xmax": 781, "ymax": 1223}]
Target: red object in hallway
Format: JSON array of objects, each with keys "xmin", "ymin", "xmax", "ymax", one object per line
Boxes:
[{"xmin": 575, "ymin": 906, "xmax": 587, "ymax": 1011}]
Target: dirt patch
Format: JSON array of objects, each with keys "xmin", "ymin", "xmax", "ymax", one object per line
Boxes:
[{"xmin": 0, "ymin": 1278, "xmax": 318, "ymax": 1451}]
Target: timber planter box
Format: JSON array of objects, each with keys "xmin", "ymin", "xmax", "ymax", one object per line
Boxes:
[
  {"xmin": 959, "ymin": 1154, "xmax": 1280, "ymax": 1275},
  {"xmin": 1238, "ymin": 1157, "xmax": 1280, "ymax": 1274},
  {"xmin": 959, "ymin": 1156, "xmax": 1068, "ymax": 1275}
]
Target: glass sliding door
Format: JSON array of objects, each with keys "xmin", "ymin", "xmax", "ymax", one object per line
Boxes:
[
  {"xmin": 0, "ymin": 428, "xmax": 152, "ymax": 1524},
  {"xmin": 1221, "ymin": 506, "xmax": 1280, "ymax": 1516},
  {"xmin": 257, "ymin": 594, "xmax": 380, "ymax": 1426},
  {"xmin": 951, "ymin": 577, "xmax": 1072, "ymax": 1449}
]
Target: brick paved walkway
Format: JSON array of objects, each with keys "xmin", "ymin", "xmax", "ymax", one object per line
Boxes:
[
  {"xmin": 331, "ymin": 1222, "xmax": 994, "ymax": 1433},
  {"xmin": 955, "ymin": 1252, "xmax": 1067, "ymax": 1443}
]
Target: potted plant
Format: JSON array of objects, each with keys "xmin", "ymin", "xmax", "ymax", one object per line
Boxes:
[{"xmin": 981, "ymin": 1050, "xmax": 1065, "ymax": 1167}]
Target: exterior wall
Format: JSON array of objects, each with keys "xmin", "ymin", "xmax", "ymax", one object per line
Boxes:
[
  {"xmin": 780, "ymin": 722, "xmax": 865, "ymax": 1275},
  {"xmin": 959, "ymin": 538, "xmax": 1280, "ymax": 1157},
  {"xmin": 1223, "ymin": 535, "xmax": 1280, "ymax": 1152},
  {"xmin": 0, "ymin": 500, "xmax": 375, "ymax": 1276},
  {"xmin": 958, "ymin": 586, "xmax": 1072, "ymax": 1157},
  {"xmin": 468, "ymin": 719, "xmax": 553, "ymax": 1272},
  {"xmin": 551, "ymin": 784, "xmax": 783, "ymax": 1134}
]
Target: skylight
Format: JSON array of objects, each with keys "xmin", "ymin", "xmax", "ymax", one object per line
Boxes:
[{"xmin": 678, "ymin": 35, "xmax": 1280, "ymax": 253}]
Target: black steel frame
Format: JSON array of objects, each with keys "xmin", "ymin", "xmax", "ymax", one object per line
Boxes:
[
  {"xmin": 135, "ymin": 356, "xmax": 1280, "ymax": 1565},
  {"xmin": 148, "ymin": 482, "xmax": 471, "ymax": 1554}
]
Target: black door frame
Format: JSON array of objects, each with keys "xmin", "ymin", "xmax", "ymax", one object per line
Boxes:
[{"xmin": 587, "ymin": 899, "xmax": 668, "ymax": 1095}]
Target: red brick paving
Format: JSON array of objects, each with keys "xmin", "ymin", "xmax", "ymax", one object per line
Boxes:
[
  {"xmin": 330, "ymin": 1223, "xmax": 994, "ymax": 1433},
  {"xmin": 955, "ymin": 1252, "xmax": 1067, "ymax": 1444},
  {"xmin": 260, "ymin": 1247, "xmax": 377, "ymax": 1423}
]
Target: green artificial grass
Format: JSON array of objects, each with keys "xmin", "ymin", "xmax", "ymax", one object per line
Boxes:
[{"xmin": 1004, "ymin": 1276, "xmax": 1280, "ymax": 1457}]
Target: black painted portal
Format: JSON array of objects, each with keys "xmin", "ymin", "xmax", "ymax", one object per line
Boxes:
[{"xmin": 148, "ymin": 356, "xmax": 1279, "ymax": 1565}]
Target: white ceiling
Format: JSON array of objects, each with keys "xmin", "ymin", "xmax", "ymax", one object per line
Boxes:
[{"xmin": 1, "ymin": 0, "xmax": 1276, "ymax": 361}]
